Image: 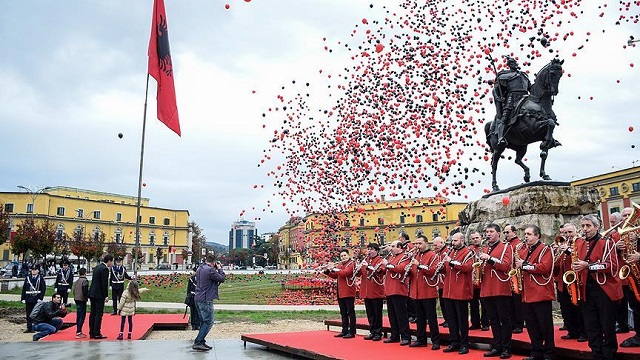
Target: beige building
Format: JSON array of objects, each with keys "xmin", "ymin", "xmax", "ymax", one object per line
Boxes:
[{"xmin": 0, "ymin": 186, "xmax": 189, "ymax": 267}]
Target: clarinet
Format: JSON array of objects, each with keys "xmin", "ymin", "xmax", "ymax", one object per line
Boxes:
[
  {"xmin": 367, "ymin": 253, "xmax": 392, "ymax": 280},
  {"xmin": 401, "ymin": 248, "xmax": 419, "ymax": 284},
  {"xmin": 429, "ymin": 248, "xmax": 453, "ymax": 282}
]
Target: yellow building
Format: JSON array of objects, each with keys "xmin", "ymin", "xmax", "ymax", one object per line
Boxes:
[
  {"xmin": 0, "ymin": 186, "xmax": 189, "ymax": 267},
  {"xmin": 571, "ymin": 166, "xmax": 640, "ymax": 226},
  {"xmin": 278, "ymin": 196, "xmax": 467, "ymax": 268}
]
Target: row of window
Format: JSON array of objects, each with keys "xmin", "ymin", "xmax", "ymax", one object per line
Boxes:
[
  {"xmin": 347, "ymin": 213, "xmax": 438, "ymax": 227},
  {"xmin": 609, "ymin": 182, "xmax": 640, "ymax": 196},
  {"xmin": 56, "ymin": 224, "xmax": 172, "ymax": 246},
  {"xmin": 3, "ymin": 204, "xmax": 171, "ymax": 225}
]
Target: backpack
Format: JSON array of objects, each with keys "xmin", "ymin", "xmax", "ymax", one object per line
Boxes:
[{"xmin": 29, "ymin": 301, "xmax": 45, "ymax": 320}]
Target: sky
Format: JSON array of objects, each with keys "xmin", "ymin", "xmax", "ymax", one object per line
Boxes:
[{"xmin": 0, "ymin": 1, "xmax": 638, "ymax": 246}]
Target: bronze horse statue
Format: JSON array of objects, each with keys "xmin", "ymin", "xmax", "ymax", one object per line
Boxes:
[{"xmin": 484, "ymin": 58, "xmax": 564, "ymax": 191}]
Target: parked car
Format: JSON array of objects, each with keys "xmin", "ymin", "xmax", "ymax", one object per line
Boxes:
[
  {"xmin": 1, "ymin": 262, "xmax": 23, "ymax": 278},
  {"xmin": 155, "ymin": 264, "xmax": 171, "ymax": 270}
]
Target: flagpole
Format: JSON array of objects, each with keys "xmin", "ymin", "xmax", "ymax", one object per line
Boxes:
[{"xmin": 134, "ymin": 73, "xmax": 151, "ymax": 278}]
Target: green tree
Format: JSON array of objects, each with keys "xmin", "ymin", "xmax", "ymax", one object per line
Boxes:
[
  {"xmin": 190, "ymin": 221, "xmax": 206, "ymax": 264},
  {"xmin": 228, "ymin": 248, "xmax": 250, "ymax": 266},
  {"xmin": 11, "ymin": 218, "xmax": 37, "ymax": 261},
  {"xmin": 106, "ymin": 241, "xmax": 127, "ymax": 259},
  {"xmin": 31, "ymin": 219, "xmax": 56, "ymax": 260},
  {"xmin": 155, "ymin": 247, "xmax": 164, "ymax": 264},
  {"xmin": 0, "ymin": 203, "xmax": 10, "ymax": 246}
]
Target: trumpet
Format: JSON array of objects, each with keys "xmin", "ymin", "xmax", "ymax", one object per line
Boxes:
[
  {"xmin": 553, "ymin": 235, "xmax": 568, "ymax": 263},
  {"xmin": 619, "ymin": 224, "xmax": 640, "ymax": 302}
]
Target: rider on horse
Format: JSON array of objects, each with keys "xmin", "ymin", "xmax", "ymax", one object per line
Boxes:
[{"xmin": 493, "ymin": 56, "xmax": 531, "ymax": 146}]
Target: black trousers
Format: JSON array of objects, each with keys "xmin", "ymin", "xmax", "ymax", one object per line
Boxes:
[
  {"xmin": 407, "ymin": 297, "xmax": 417, "ymax": 319},
  {"xmin": 523, "ymin": 301, "xmax": 555, "ymax": 360},
  {"xmin": 483, "ymin": 295, "xmax": 513, "ymax": 352},
  {"xmin": 511, "ymin": 292, "xmax": 524, "ymax": 329},
  {"xmin": 386, "ymin": 295, "xmax": 410, "ymax": 341},
  {"xmin": 470, "ymin": 287, "xmax": 488, "ymax": 327},
  {"xmin": 438, "ymin": 288, "xmax": 449, "ymax": 324},
  {"xmin": 415, "ymin": 298, "xmax": 440, "ymax": 345},
  {"xmin": 623, "ymin": 285, "xmax": 640, "ymax": 339},
  {"xmin": 557, "ymin": 288, "xmax": 585, "ymax": 337},
  {"xmin": 89, "ymin": 297, "xmax": 105, "ymax": 337},
  {"xmin": 189, "ymin": 302, "xmax": 200, "ymax": 330},
  {"xmin": 364, "ymin": 298, "xmax": 384, "ymax": 337},
  {"xmin": 444, "ymin": 298, "xmax": 469, "ymax": 347},
  {"xmin": 25, "ymin": 301, "xmax": 36, "ymax": 331},
  {"xmin": 583, "ymin": 284, "xmax": 617, "ymax": 360},
  {"xmin": 338, "ymin": 296, "xmax": 356, "ymax": 335},
  {"xmin": 57, "ymin": 285, "xmax": 70, "ymax": 305},
  {"xmin": 616, "ymin": 285, "xmax": 630, "ymax": 329},
  {"xmin": 111, "ymin": 286, "xmax": 124, "ymax": 314}
]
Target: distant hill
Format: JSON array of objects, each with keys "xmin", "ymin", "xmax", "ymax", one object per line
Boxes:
[{"xmin": 207, "ymin": 242, "xmax": 228, "ymax": 254}]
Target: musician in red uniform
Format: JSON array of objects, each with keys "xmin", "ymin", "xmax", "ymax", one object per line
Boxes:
[
  {"xmin": 609, "ymin": 212, "xmax": 631, "ymax": 334},
  {"xmin": 441, "ymin": 232, "xmax": 474, "ymax": 355},
  {"xmin": 618, "ymin": 206, "xmax": 640, "ymax": 348},
  {"xmin": 359, "ymin": 242, "xmax": 386, "ymax": 341},
  {"xmin": 408, "ymin": 234, "xmax": 441, "ymax": 350},
  {"xmin": 324, "ymin": 249, "xmax": 357, "ymax": 339},
  {"xmin": 433, "ymin": 236, "xmax": 450, "ymax": 327},
  {"xmin": 382, "ymin": 240, "xmax": 412, "ymax": 345},
  {"xmin": 399, "ymin": 233, "xmax": 417, "ymax": 323},
  {"xmin": 553, "ymin": 223, "xmax": 586, "ymax": 342},
  {"xmin": 573, "ymin": 214, "xmax": 623, "ymax": 360},
  {"xmin": 468, "ymin": 231, "xmax": 489, "ymax": 331},
  {"xmin": 515, "ymin": 225, "xmax": 555, "ymax": 360},
  {"xmin": 504, "ymin": 224, "xmax": 524, "ymax": 334},
  {"xmin": 479, "ymin": 223, "xmax": 514, "ymax": 359}
]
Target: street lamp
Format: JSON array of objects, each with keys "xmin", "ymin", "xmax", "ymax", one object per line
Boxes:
[
  {"xmin": 628, "ymin": 37, "xmax": 639, "ymax": 46},
  {"xmin": 16, "ymin": 185, "xmax": 51, "ymax": 217}
]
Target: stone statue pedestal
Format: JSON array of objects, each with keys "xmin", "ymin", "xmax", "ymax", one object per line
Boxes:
[{"xmin": 458, "ymin": 182, "xmax": 600, "ymax": 243}]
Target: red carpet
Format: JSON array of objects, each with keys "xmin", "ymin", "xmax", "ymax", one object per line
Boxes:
[
  {"xmin": 242, "ymin": 330, "xmax": 489, "ymax": 360},
  {"xmin": 40, "ymin": 313, "xmax": 188, "ymax": 342}
]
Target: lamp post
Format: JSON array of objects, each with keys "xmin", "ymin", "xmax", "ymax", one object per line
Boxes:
[
  {"xmin": 17, "ymin": 185, "xmax": 51, "ymax": 218},
  {"xmin": 628, "ymin": 38, "xmax": 639, "ymax": 46}
]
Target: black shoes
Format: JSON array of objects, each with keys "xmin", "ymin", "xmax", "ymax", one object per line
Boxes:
[
  {"xmin": 400, "ymin": 339, "xmax": 411, "ymax": 346},
  {"xmin": 192, "ymin": 344, "xmax": 209, "ymax": 351},
  {"xmin": 342, "ymin": 333, "xmax": 355, "ymax": 339},
  {"xmin": 512, "ymin": 328, "xmax": 523, "ymax": 334},
  {"xmin": 409, "ymin": 342, "xmax": 427, "ymax": 348},
  {"xmin": 561, "ymin": 334, "xmax": 578, "ymax": 340},
  {"xmin": 484, "ymin": 348, "xmax": 501, "ymax": 357},
  {"xmin": 408, "ymin": 317, "xmax": 417, "ymax": 323},
  {"xmin": 442, "ymin": 345, "xmax": 459, "ymax": 353},
  {"xmin": 459, "ymin": 346, "xmax": 469, "ymax": 354},
  {"xmin": 383, "ymin": 338, "xmax": 400, "ymax": 343},
  {"xmin": 481, "ymin": 326, "xmax": 490, "ymax": 331},
  {"xmin": 500, "ymin": 350, "xmax": 512, "ymax": 359},
  {"xmin": 90, "ymin": 334, "xmax": 107, "ymax": 339},
  {"xmin": 442, "ymin": 322, "xmax": 450, "ymax": 328},
  {"xmin": 334, "ymin": 332, "xmax": 346, "ymax": 338},
  {"xmin": 363, "ymin": 334, "xmax": 374, "ymax": 340},
  {"xmin": 620, "ymin": 336, "xmax": 640, "ymax": 347},
  {"xmin": 616, "ymin": 326, "xmax": 630, "ymax": 334},
  {"xmin": 371, "ymin": 335, "xmax": 382, "ymax": 341},
  {"xmin": 577, "ymin": 336, "xmax": 588, "ymax": 342},
  {"xmin": 431, "ymin": 344, "xmax": 440, "ymax": 350},
  {"xmin": 469, "ymin": 324, "xmax": 481, "ymax": 330}
]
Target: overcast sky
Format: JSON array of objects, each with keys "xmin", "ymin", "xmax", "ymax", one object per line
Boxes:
[{"xmin": 0, "ymin": 1, "xmax": 638, "ymax": 245}]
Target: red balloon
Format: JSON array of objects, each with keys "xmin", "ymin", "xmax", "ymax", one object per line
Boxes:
[
  {"xmin": 375, "ymin": 44, "xmax": 384, "ymax": 53},
  {"xmin": 630, "ymin": 126, "xmax": 634, "ymax": 132},
  {"xmin": 501, "ymin": 196, "xmax": 510, "ymax": 206},
  {"xmin": 225, "ymin": 4, "xmax": 230, "ymax": 9}
]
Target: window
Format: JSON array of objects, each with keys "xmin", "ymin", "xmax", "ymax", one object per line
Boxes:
[
  {"xmin": 4, "ymin": 203, "xmax": 14, "ymax": 213},
  {"xmin": 57, "ymin": 207, "xmax": 65, "ymax": 216},
  {"xmin": 149, "ymin": 216, "xmax": 156, "ymax": 225},
  {"xmin": 115, "ymin": 233, "xmax": 122, "ymax": 244},
  {"xmin": 77, "ymin": 209, "xmax": 84, "ymax": 218},
  {"xmin": 378, "ymin": 217, "xmax": 384, "ymax": 225},
  {"xmin": 399, "ymin": 215, "xmax": 406, "ymax": 224},
  {"xmin": 416, "ymin": 215, "xmax": 423, "ymax": 223},
  {"xmin": 74, "ymin": 225, "xmax": 84, "ymax": 238},
  {"xmin": 56, "ymin": 224, "xmax": 64, "ymax": 241},
  {"xmin": 378, "ymin": 234, "xmax": 386, "ymax": 244},
  {"xmin": 359, "ymin": 233, "xmax": 366, "ymax": 246},
  {"xmin": 610, "ymin": 207, "xmax": 620, "ymax": 214},
  {"xmin": 149, "ymin": 232, "xmax": 156, "ymax": 245},
  {"xmin": 93, "ymin": 211, "xmax": 101, "ymax": 219},
  {"xmin": 633, "ymin": 182, "xmax": 640, "ymax": 192},
  {"xmin": 432, "ymin": 213, "xmax": 439, "ymax": 222},
  {"xmin": 163, "ymin": 233, "xmax": 169, "ymax": 246},
  {"xmin": 359, "ymin": 218, "xmax": 365, "ymax": 226},
  {"xmin": 610, "ymin": 187, "xmax": 619, "ymax": 196},
  {"xmin": 26, "ymin": 203, "xmax": 34, "ymax": 213},
  {"xmin": 116, "ymin": 213, "xmax": 122, "ymax": 222},
  {"xmin": 163, "ymin": 218, "xmax": 170, "ymax": 226}
]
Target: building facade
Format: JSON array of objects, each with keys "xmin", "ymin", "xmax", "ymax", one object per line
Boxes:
[
  {"xmin": 0, "ymin": 186, "xmax": 190, "ymax": 267},
  {"xmin": 228, "ymin": 219, "xmax": 258, "ymax": 250},
  {"xmin": 571, "ymin": 166, "xmax": 640, "ymax": 227}
]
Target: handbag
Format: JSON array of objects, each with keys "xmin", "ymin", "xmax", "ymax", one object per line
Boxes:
[{"xmin": 184, "ymin": 294, "xmax": 195, "ymax": 308}]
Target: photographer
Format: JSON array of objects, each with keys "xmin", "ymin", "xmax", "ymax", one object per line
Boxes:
[
  {"xmin": 32, "ymin": 293, "xmax": 68, "ymax": 341},
  {"xmin": 192, "ymin": 255, "xmax": 225, "ymax": 351}
]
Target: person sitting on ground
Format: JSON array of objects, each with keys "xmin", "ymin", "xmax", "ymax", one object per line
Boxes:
[{"xmin": 32, "ymin": 293, "xmax": 68, "ymax": 341}]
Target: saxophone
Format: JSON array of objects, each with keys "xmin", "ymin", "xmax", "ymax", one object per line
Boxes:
[
  {"xmin": 508, "ymin": 243, "xmax": 523, "ymax": 294},
  {"xmin": 472, "ymin": 241, "xmax": 487, "ymax": 286},
  {"xmin": 618, "ymin": 225, "xmax": 640, "ymax": 302},
  {"xmin": 562, "ymin": 238, "xmax": 581, "ymax": 306}
]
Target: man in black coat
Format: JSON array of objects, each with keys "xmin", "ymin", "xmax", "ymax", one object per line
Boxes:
[{"xmin": 88, "ymin": 254, "xmax": 113, "ymax": 339}]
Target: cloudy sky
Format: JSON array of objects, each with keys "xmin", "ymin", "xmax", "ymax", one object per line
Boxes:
[{"xmin": 1, "ymin": 1, "xmax": 638, "ymax": 245}]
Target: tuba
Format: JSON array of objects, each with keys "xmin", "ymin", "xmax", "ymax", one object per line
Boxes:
[
  {"xmin": 562, "ymin": 238, "xmax": 581, "ymax": 306},
  {"xmin": 508, "ymin": 243, "xmax": 524, "ymax": 294},
  {"xmin": 618, "ymin": 213, "xmax": 640, "ymax": 302}
]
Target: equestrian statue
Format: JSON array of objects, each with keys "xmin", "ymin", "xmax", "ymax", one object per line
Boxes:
[{"xmin": 485, "ymin": 56, "xmax": 564, "ymax": 191}]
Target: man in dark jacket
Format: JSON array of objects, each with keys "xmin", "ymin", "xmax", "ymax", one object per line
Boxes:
[
  {"xmin": 21, "ymin": 264, "xmax": 46, "ymax": 333},
  {"xmin": 88, "ymin": 254, "xmax": 113, "ymax": 339},
  {"xmin": 192, "ymin": 255, "xmax": 225, "ymax": 351},
  {"xmin": 109, "ymin": 257, "xmax": 132, "ymax": 315},
  {"xmin": 32, "ymin": 293, "xmax": 67, "ymax": 341}
]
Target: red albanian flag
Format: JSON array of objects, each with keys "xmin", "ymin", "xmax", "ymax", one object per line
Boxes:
[{"xmin": 148, "ymin": 0, "xmax": 181, "ymax": 136}]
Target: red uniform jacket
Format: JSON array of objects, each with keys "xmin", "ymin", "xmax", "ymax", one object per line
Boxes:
[
  {"xmin": 385, "ymin": 253, "xmax": 411, "ymax": 297},
  {"xmin": 554, "ymin": 238, "xmax": 585, "ymax": 292},
  {"xmin": 442, "ymin": 246, "xmax": 474, "ymax": 300},
  {"xmin": 480, "ymin": 241, "xmax": 513, "ymax": 297},
  {"xmin": 577, "ymin": 234, "xmax": 623, "ymax": 302},
  {"xmin": 359, "ymin": 255, "xmax": 386, "ymax": 299},
  {"xmin": 409, "ymin": 250, "xmax": 439, "ymax": 300},
  {"xmin": 520, "ymin": 242, "xmax": 555, "ymax": 303},
  {"xmin": 327, "ymin": 259, "xmax": 357, "ymax": 298}
]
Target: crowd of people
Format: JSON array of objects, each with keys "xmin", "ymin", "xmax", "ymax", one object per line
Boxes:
[{"xmin": 321, "ymin": 207, "xmax": 640, "ymax": 360}]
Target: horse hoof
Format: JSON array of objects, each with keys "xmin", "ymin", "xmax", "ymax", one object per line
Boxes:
[
  {"xmin": 492, "ymin": 186, "xmax": 500, "ymax": 192},
  {"xmin": 542, "ymin": 175, "xmax": 551, "ymax": 180},
  {"xmin": 524, "ymin": 177, "xmax": 530, "ymax": 183}
]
